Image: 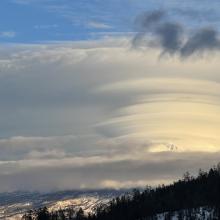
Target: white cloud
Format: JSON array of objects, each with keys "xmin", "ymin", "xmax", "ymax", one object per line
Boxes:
[
  {"xmin": 12, "ymin": 0, "xmax": 43, "ymax": 4},
  {"xmin": 0, "ymin": 31, "xmax": 16, "ymax": 38},
  {"xmin": 34, "ymin": 24, "xmax": 59, "ymax": 29},
  {"xmin": 87, "ymin": 21, "xmax": 112, "ymax": 29}
]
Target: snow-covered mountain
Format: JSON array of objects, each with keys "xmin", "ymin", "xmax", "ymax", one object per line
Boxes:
[{"xmin": 0, "ymin": 190, "xmax": 125, "ymax": 220}]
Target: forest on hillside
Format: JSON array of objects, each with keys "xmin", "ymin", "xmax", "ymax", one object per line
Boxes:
[{"xmin": 22, "ymin": 164, "xmax": 220, "ymax": 220}]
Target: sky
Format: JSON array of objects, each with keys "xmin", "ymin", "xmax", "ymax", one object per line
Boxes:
[{"xmin": 1, "ymin": 0, "xmax": 220, "ymax": 192}]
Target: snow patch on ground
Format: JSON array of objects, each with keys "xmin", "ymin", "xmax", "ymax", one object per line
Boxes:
[{"xmin": 155, "ymin": 207, "xmax": 215, "ymax": 220}]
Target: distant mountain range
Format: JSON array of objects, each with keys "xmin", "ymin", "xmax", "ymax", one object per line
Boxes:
[{"xmin": 0, "ymin": 189, "xmax": 126, "ymax": 219}]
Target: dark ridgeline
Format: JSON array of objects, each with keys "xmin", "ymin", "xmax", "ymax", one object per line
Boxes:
[{"xmin": 22, "ymin": 164, "xmax": 220, "ymax": 220}]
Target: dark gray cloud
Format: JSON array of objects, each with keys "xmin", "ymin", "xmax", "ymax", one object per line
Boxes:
[
  {"xmin": 133, "ymin": 10, "xmax": 166, "ymax": 47},
  {"xmin": 133, "ymin": 10, "xmax": 220, "ymax": 57},
  {"xmin": 134, "ymin": 10, "xmax": 165, "ymax": 31},
  {"xmin": 181, "ymin": 28, "xmax": 220, "ymax": 57},
  {"xmin": 156, "ymin": 22, "xmax": 183, "ymax": 54}
]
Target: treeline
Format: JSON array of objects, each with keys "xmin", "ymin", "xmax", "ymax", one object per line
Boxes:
[
  {"xmin": 22, "ymin": 164, "xmax": 220, "ymax": 220},
  {"xmin": 22, "ymin": 207, "xmax": 87, "ymax": 220}
]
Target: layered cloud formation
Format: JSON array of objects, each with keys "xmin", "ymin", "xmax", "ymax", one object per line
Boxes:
[{"xmin": 0, "ymin": 37, "xmax": 220, "ymax": 191}]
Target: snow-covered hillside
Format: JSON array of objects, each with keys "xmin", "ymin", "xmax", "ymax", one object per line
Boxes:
[{"xmin": 0, "ymin": 190, "xmax": 124, "ymax": 220}]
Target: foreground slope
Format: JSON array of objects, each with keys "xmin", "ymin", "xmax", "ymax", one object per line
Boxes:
[{"xmin": 89, "ymin": 167, "xmax": 220, "ymax": 220}]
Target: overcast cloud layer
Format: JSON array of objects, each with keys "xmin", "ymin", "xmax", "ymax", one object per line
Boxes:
[{"xmin": 0, "ymin": 37, "xmax": 220, "ymax": 191}]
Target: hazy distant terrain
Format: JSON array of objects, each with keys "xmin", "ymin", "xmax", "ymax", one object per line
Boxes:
[{"xmin": 0, "ymin": 190, "xmax": 125, "ymax": 219}]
